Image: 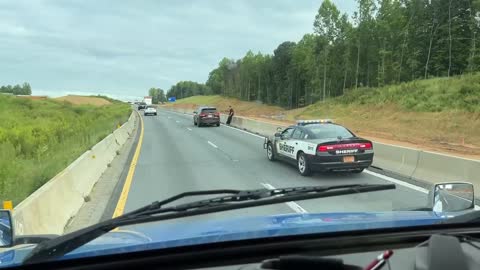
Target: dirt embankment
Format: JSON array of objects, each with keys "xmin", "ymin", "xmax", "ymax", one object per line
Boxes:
[{"xmin": 55, "ymin": 95, "xmax": 111, "ymax": 106}]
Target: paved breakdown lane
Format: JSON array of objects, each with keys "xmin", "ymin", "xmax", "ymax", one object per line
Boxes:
[{"xmin": 123, "ymin": 109, "xmax": 428, "ymax": 224}]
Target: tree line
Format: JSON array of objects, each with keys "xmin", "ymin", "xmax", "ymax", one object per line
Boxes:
[
  {"xmin": 0, "ymin": 83, "xmax": 32, "ymax": 95},
  {"xmin": 166, "ymin": 0, "xmax": 480, "ymax": 109},
  {"xmin": 166, "ymin": 81, "xmax": 210, "ymax": 100},
  {"xmin": 148, "ymin": 87, "xmax": 167, "ymax": 104}
]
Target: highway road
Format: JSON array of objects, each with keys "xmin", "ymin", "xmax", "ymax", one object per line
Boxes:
[{"xmin": 122, "ymin": 108, "xmax": 430, "ymax": 225}]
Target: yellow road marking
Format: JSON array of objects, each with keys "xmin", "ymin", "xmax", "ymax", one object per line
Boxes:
[{"xmin": 112, "ymin": 111, "xmax": 144, "ymax": 218}]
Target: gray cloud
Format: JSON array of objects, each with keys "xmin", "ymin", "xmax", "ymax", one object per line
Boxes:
[{"xmin": 0, "ymin": 0, "xmax": 354, "ymax": 99}]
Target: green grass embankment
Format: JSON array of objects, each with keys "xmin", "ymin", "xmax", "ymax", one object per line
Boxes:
[{"xmin": 0, "ymin": 95, "xmax": 131, "ymax": 204}]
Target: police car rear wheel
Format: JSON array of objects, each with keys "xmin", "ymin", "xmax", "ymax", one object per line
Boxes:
[
  {"xmin": 267, "ymin": 143, "xmax": 275, "ymax": 161},
  {"xmin": 297, "ymin": 153, "xmax": 312, "ymax": 176}
]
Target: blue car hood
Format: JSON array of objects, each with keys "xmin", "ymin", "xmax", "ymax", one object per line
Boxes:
[{"xmin": 0, "ymin": 211, "xmax": 450, "ymax": 267}]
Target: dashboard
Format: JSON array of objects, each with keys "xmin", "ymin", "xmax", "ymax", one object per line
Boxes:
[{"xmin": 9, "ymin": 230, "xmax": 480, "ymax": 270}]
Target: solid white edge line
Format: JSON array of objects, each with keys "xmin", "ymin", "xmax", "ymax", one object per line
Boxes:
[
  {"xmin": 261, "ymin": 183, "xmax": 308, "ymax": 214},
  {"xmin": 187, "ymin": 128, "xmax": 192, "ymax": 131},
  {"xmin": 365, "ymin": 170, "xmax": 428, "ymax": 194},
  {"xmin": 207, "ymin": 141, "xmax": 218, "ymax": 149}
]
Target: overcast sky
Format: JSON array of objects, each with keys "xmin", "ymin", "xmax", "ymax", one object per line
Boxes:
[{"xmin": 0, "ymin": 0, "xmax": 355, "ymax": 99}]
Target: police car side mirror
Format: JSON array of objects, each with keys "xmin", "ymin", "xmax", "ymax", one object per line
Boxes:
[
  {"xmin": 274, "ymin": 132, "xmax": 281, "ymax": 138},
  {"xmin": 0, "ymin": 210, "xmax": 14, "ymax": 247},
  {"xmin": 193, "ymin": 111, "xmax": 197, "ymax": 114},
  {"xmin": 428, "ymin": 182, "xmax": 474, "ymax": 212}
]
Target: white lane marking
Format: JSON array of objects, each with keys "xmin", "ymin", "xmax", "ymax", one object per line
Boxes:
[
  {"xmin": 187, "ymin": 128, "xmax": 192, "ymax": 131},
  {"xmin": 168, "ymin": 116, "xmax": 171, "ymax": 119},
  {"xmin": 207, "ymin": 141, "xmax": 218, "ymax": 149},
  {"xmin": 365, "ymin": 170, "xmax": 428, "ymax": 194},
  {"xmin": 175, "ymin": 120, "xmax": 180, "ymax": 123},
  {"xmin": 261, "ymin": 183, "xmax": 308, "ymax": 214}
]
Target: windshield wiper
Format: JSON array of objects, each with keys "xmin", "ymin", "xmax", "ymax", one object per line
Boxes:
[{"xmin": 22, "ymin": 183, "xmax": 395, "ymax": 264}]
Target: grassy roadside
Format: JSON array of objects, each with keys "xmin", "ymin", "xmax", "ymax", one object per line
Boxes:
[
  {"xmin": 165, "ymin": 74, "xmax": 480, "ymax": 157},
  {"xmin": 0, "ymin": 95, "xmax": 131, "ymax": 205}
]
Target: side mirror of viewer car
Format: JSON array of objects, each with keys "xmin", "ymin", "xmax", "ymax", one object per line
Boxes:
[
  {"xmin": 427, "ymin": 182, "xmax": 474, "ymax": 212},
  {"xmin": 0, "ymin": 210, "xmax": 14, "ymax": 247}
]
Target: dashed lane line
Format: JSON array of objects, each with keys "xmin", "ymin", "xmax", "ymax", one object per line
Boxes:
[
  {"xmin": 207, "ymin": 141, "xmax": 218, "ymax": 149},
  {"xmin": 261, "ymin": 183, "xmax": 308, "ymax": 214}
]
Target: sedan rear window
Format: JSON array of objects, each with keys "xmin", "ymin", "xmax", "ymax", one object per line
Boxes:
[
  {"xmin": 201, "ymin": 108, "xmax": 217, "ymax": 113},
  {"xmin": 308, "ymin": 124, "xmax": 354, "ymax": 139}
]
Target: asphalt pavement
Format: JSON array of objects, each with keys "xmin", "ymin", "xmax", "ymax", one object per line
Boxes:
[{"xmin": 123, "ymin": 109, "xmax": 430, "ymax": 224}]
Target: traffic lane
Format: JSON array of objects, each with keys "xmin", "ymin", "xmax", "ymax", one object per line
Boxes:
[
  {"xmin": 124, "ymin": 111, "xmax": 295, "ymax": 222},
  {"xmin": 160, "ymin": 109, "xmax": 429, "ymax": 212}
]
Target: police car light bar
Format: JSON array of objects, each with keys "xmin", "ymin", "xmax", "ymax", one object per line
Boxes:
[{"xmin": 296, "ymin": 119, "xmax": 334, "ymax": 126}]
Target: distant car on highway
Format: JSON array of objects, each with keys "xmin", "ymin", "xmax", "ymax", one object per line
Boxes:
[
  {"xmin": 144, "ymin": 106, "xmax": 157, "ymax": 116},
  {"xmin": 137, "ymin": 102, "xmax": 147, "ymax": 110},
  {"xmin": 193, "ymin": 106, "xmax": 220, "ymax": 127},
  {"xmin": 264, "ymin": 120, "xmax": 374, "ymax": 176}
]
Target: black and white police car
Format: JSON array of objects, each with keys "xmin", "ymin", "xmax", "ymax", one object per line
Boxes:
[{"xmin": 263, "ymin": 120, "xmax": 374, "ymax": 176}]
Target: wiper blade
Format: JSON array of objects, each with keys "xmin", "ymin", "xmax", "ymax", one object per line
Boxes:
[{"xmin": 23, "ymin": 184, "xmax": 395, "ymax": 264}]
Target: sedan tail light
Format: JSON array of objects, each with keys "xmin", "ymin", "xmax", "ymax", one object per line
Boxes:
[
  {"xmin": 358, "ymin": 142, "xmax": 372, "ymax": 150},
  {"xmin": 317, "ymin": 145, "xmax": 333, "ymax": 152},
  {"xmin": 199, "ymin": 113, "xmax": 207, "ymax": 118},
  {"xmin": 317, "ymin": 142, "xmax": 373, "ymax": 152},
  {"xmin": 214, "ymin": 112, "xmax": 220, "ymax": 117}
]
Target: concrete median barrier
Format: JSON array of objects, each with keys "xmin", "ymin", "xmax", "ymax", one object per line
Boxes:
[
  {"xmin": 371, "ymin": 143, "xmax": 420, "ymax": 178},
  {"xmin": 12, "ymin": 111, "xmax": 137, "ymax": 235},
  {"xmin": 229, "ymin": 116, "xmax": 282, "ymax": 136},
  {"xmin": 412, "ymin": 152, "xmax": 480, "ymax": 190}
]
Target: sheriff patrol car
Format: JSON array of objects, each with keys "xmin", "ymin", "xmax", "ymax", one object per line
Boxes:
[{"xmin": 263, "ymin": 120, "xmax": 374, "ymax": 176}]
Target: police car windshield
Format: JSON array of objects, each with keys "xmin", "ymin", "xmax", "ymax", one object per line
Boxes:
[{"xmin": 308, "ymin": 124, "xmax": 354, "ymax": 140}]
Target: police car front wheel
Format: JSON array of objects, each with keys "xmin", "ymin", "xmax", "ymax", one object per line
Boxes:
[
  {"xmin": 267, "ymin": 143, "xmax": 275, "ymax": 161},
  {"xmin": 297, "ymin": 152, "xmax": 312, "ymax": 176}
]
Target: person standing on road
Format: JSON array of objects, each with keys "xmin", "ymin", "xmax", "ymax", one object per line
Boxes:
[{"xmin": 226, "ymin": 106, "xmax": 234, "ymax": 125}]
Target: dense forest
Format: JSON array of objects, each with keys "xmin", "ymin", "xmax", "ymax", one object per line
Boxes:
[
  {"xmin": 166, "ymin": 0, "xmax": 480, "ymax": 109},
  {"xmin": 0, "ymin": 83, "xmax": 32, "ymax": 95}
]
